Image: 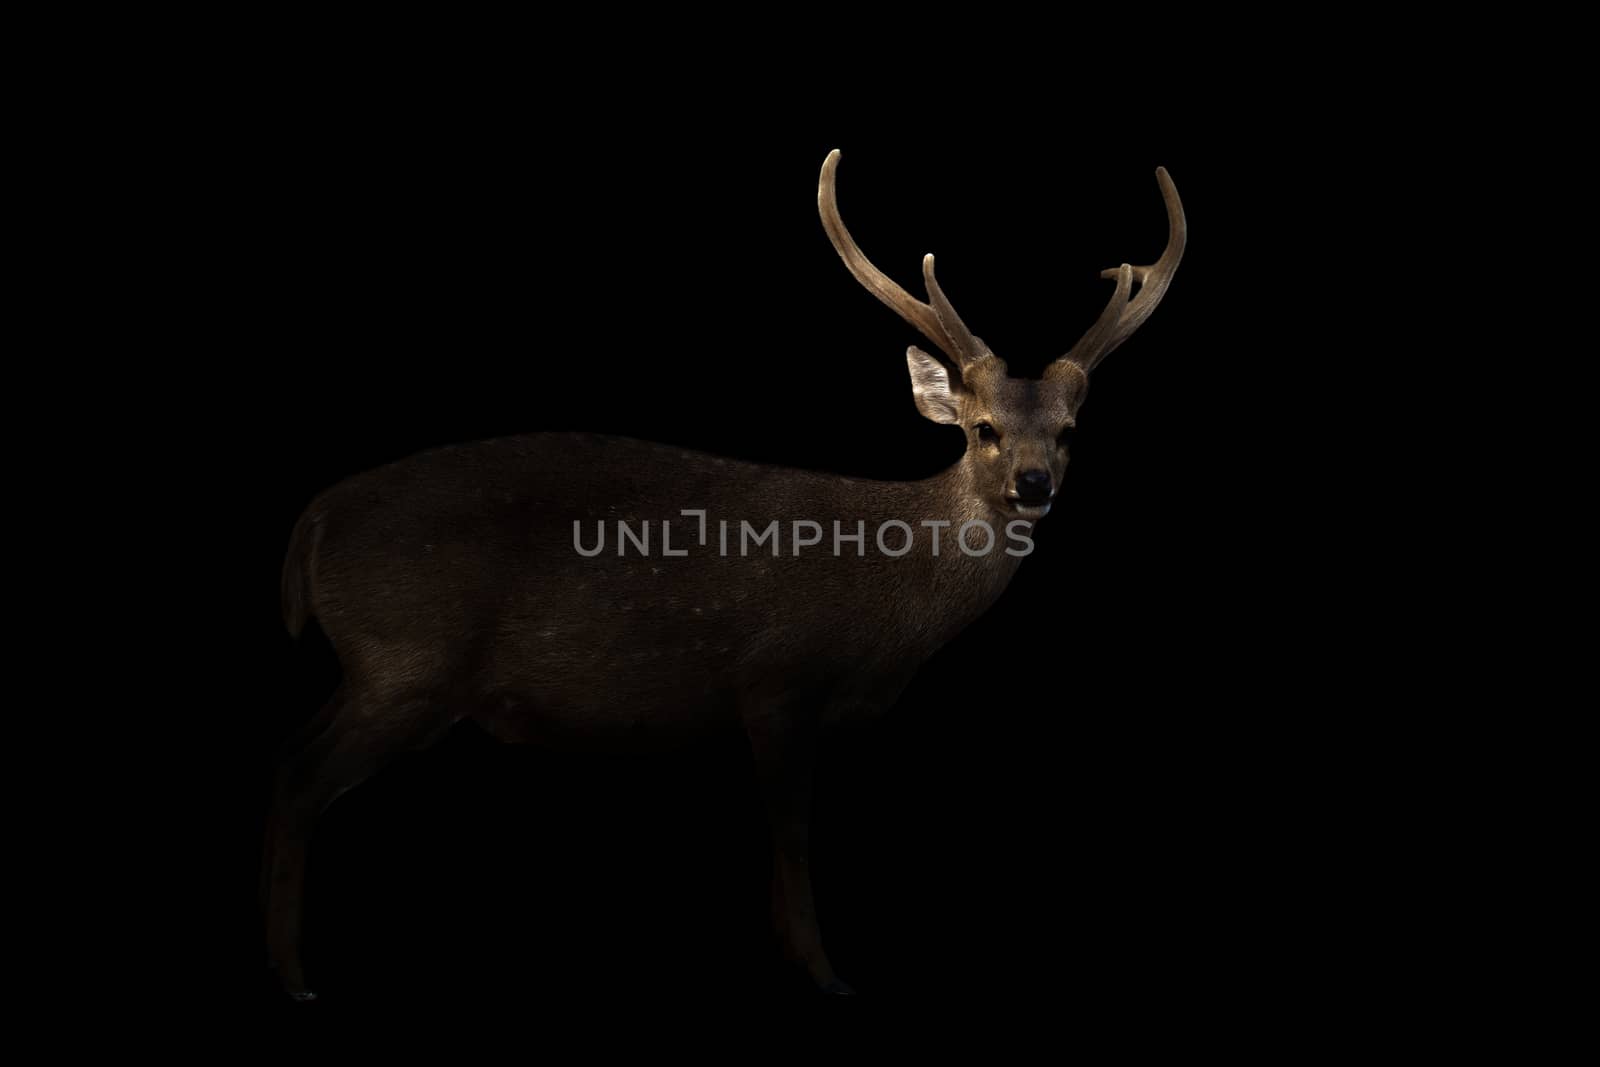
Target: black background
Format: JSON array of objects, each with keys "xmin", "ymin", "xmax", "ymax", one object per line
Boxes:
[{"xmin": 164, "ymin": 71, "xmax": 1450, "ymax": 1022}]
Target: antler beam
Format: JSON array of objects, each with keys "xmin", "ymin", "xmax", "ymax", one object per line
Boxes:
[
  {"xmin": 818, "ymin": 149, "xmax": 988, "ymax": 371},
  {"xmin": 1061, "ymin": 166, "xmax": 1186, "ymax": 374}
]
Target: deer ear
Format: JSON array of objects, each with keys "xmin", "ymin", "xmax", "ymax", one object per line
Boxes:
[{"xmin": 906, "ymin": 345, "xmax": 963, "ymax": 425}]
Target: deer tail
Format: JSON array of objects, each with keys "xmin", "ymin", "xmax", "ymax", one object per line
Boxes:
[{"xmin": 281, "ymin": 504, "xmax": 324, "ymax": 639}]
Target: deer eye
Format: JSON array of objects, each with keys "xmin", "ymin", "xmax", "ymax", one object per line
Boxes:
[
  {"xmin": 974, "ymin": 422, "xmax": 1000, "ymax": 442},
  {"xmin": 1057, "ymin": 426, "xmax": 1075, "ymax": 446}
]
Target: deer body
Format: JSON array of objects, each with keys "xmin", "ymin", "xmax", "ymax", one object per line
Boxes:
[
  {"xmin": 264, "ymin": 151, "xmax": 1185, "ymax": 998},
  {"xmin": 285, "ymin": 431, "xmax": 1023, "ymax": 744}
]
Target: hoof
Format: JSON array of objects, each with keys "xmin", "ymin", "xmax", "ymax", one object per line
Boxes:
[{"xmin": 821, "ymin": 979, "xmax": 856, "ymax": 996}]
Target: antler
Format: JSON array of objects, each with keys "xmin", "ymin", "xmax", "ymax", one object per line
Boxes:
[
  {"xmin": 1059, "ymin": 166, "xmax": 1186, "ymax": 376},
  {"xmin": 818, "ymin": 149, "xmax": 989, "ymax": 371}
]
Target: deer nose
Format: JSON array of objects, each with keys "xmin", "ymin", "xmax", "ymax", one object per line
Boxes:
[{"xmin": 1014, "ymin": 469, "xmax": 1052, "ymax": 503}]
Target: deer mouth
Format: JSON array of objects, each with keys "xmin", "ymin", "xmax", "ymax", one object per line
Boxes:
[{"xmin": 1006, "ymin": 498, "xmax": 1053, "ymax": 519}]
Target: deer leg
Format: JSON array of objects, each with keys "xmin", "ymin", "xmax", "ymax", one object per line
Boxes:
[
  {"xmin": 277, "ymin": 682, "xmax": 348, "ymax": 760},
  {"xmin": 770, "ymin": 851, "xmax": 792, "ymax": 958},
  {"xmin": 260, "ymin": 686, "xmax": 346, "ymax": 916},
  {"xmin": 742, "ymin": 692, "xmax": 854, "ymax": 995},
  {"xmin": 262, "ymin": 692, "xmax": 454, "ymax": 1000}
]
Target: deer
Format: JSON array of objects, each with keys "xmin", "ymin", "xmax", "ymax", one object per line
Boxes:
[{"xmin": 263, "ymin": 148, "xmax": 1185, "ymax": 999}]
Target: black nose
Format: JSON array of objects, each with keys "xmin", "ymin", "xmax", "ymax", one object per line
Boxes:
[{"xmin": 1015, "ymin": 469, "xmax": 1052, "ymax": 503}]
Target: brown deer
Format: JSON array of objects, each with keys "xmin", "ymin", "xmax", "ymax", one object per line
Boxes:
[{"xmin": 263, "ymin": 149, "xmax": 1185, "ymax": 998}]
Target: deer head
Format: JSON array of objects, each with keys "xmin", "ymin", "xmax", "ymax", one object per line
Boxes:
[{"xmin": 819, "ymin": 149, "xmax": 1185, "ymax": 520}]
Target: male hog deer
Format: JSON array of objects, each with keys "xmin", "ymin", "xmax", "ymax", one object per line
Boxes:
[{"xmin": 264, "ymin": 149, "xmax": 1186, "ymax": 998}]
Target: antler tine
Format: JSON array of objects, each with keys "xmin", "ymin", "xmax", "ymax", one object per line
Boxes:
[
  {"xmin": 819, "ymin": 150, "xmax": 984, "ymax": 369},
  {"xmin": 1062, "ymin": 166, "xmax": 1187, "ymax": 374},
  {"xmin": 922, "ymin": 253, "xmax": 987, "ymax": 367},
  {"xmin": 1064, "ymin": 263, "xmax": 1134, "ymax": 367}
]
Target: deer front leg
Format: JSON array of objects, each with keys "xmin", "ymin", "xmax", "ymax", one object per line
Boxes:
[{"xmin": 742, "ymin": 691, "xmax": 854, "ymax": 995}]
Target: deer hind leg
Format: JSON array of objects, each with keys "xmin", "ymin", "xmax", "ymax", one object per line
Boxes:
[
  {"xmin": 260, "ymin": 685, "xmax": 346, "ymax": 916},
  {"xmin": 262, "ymin": 688, "xmax": 456, "ymax": 1000},
  {"xmin": 742, "ymin": 688, "xmax": 854, "ymax": 996}
]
